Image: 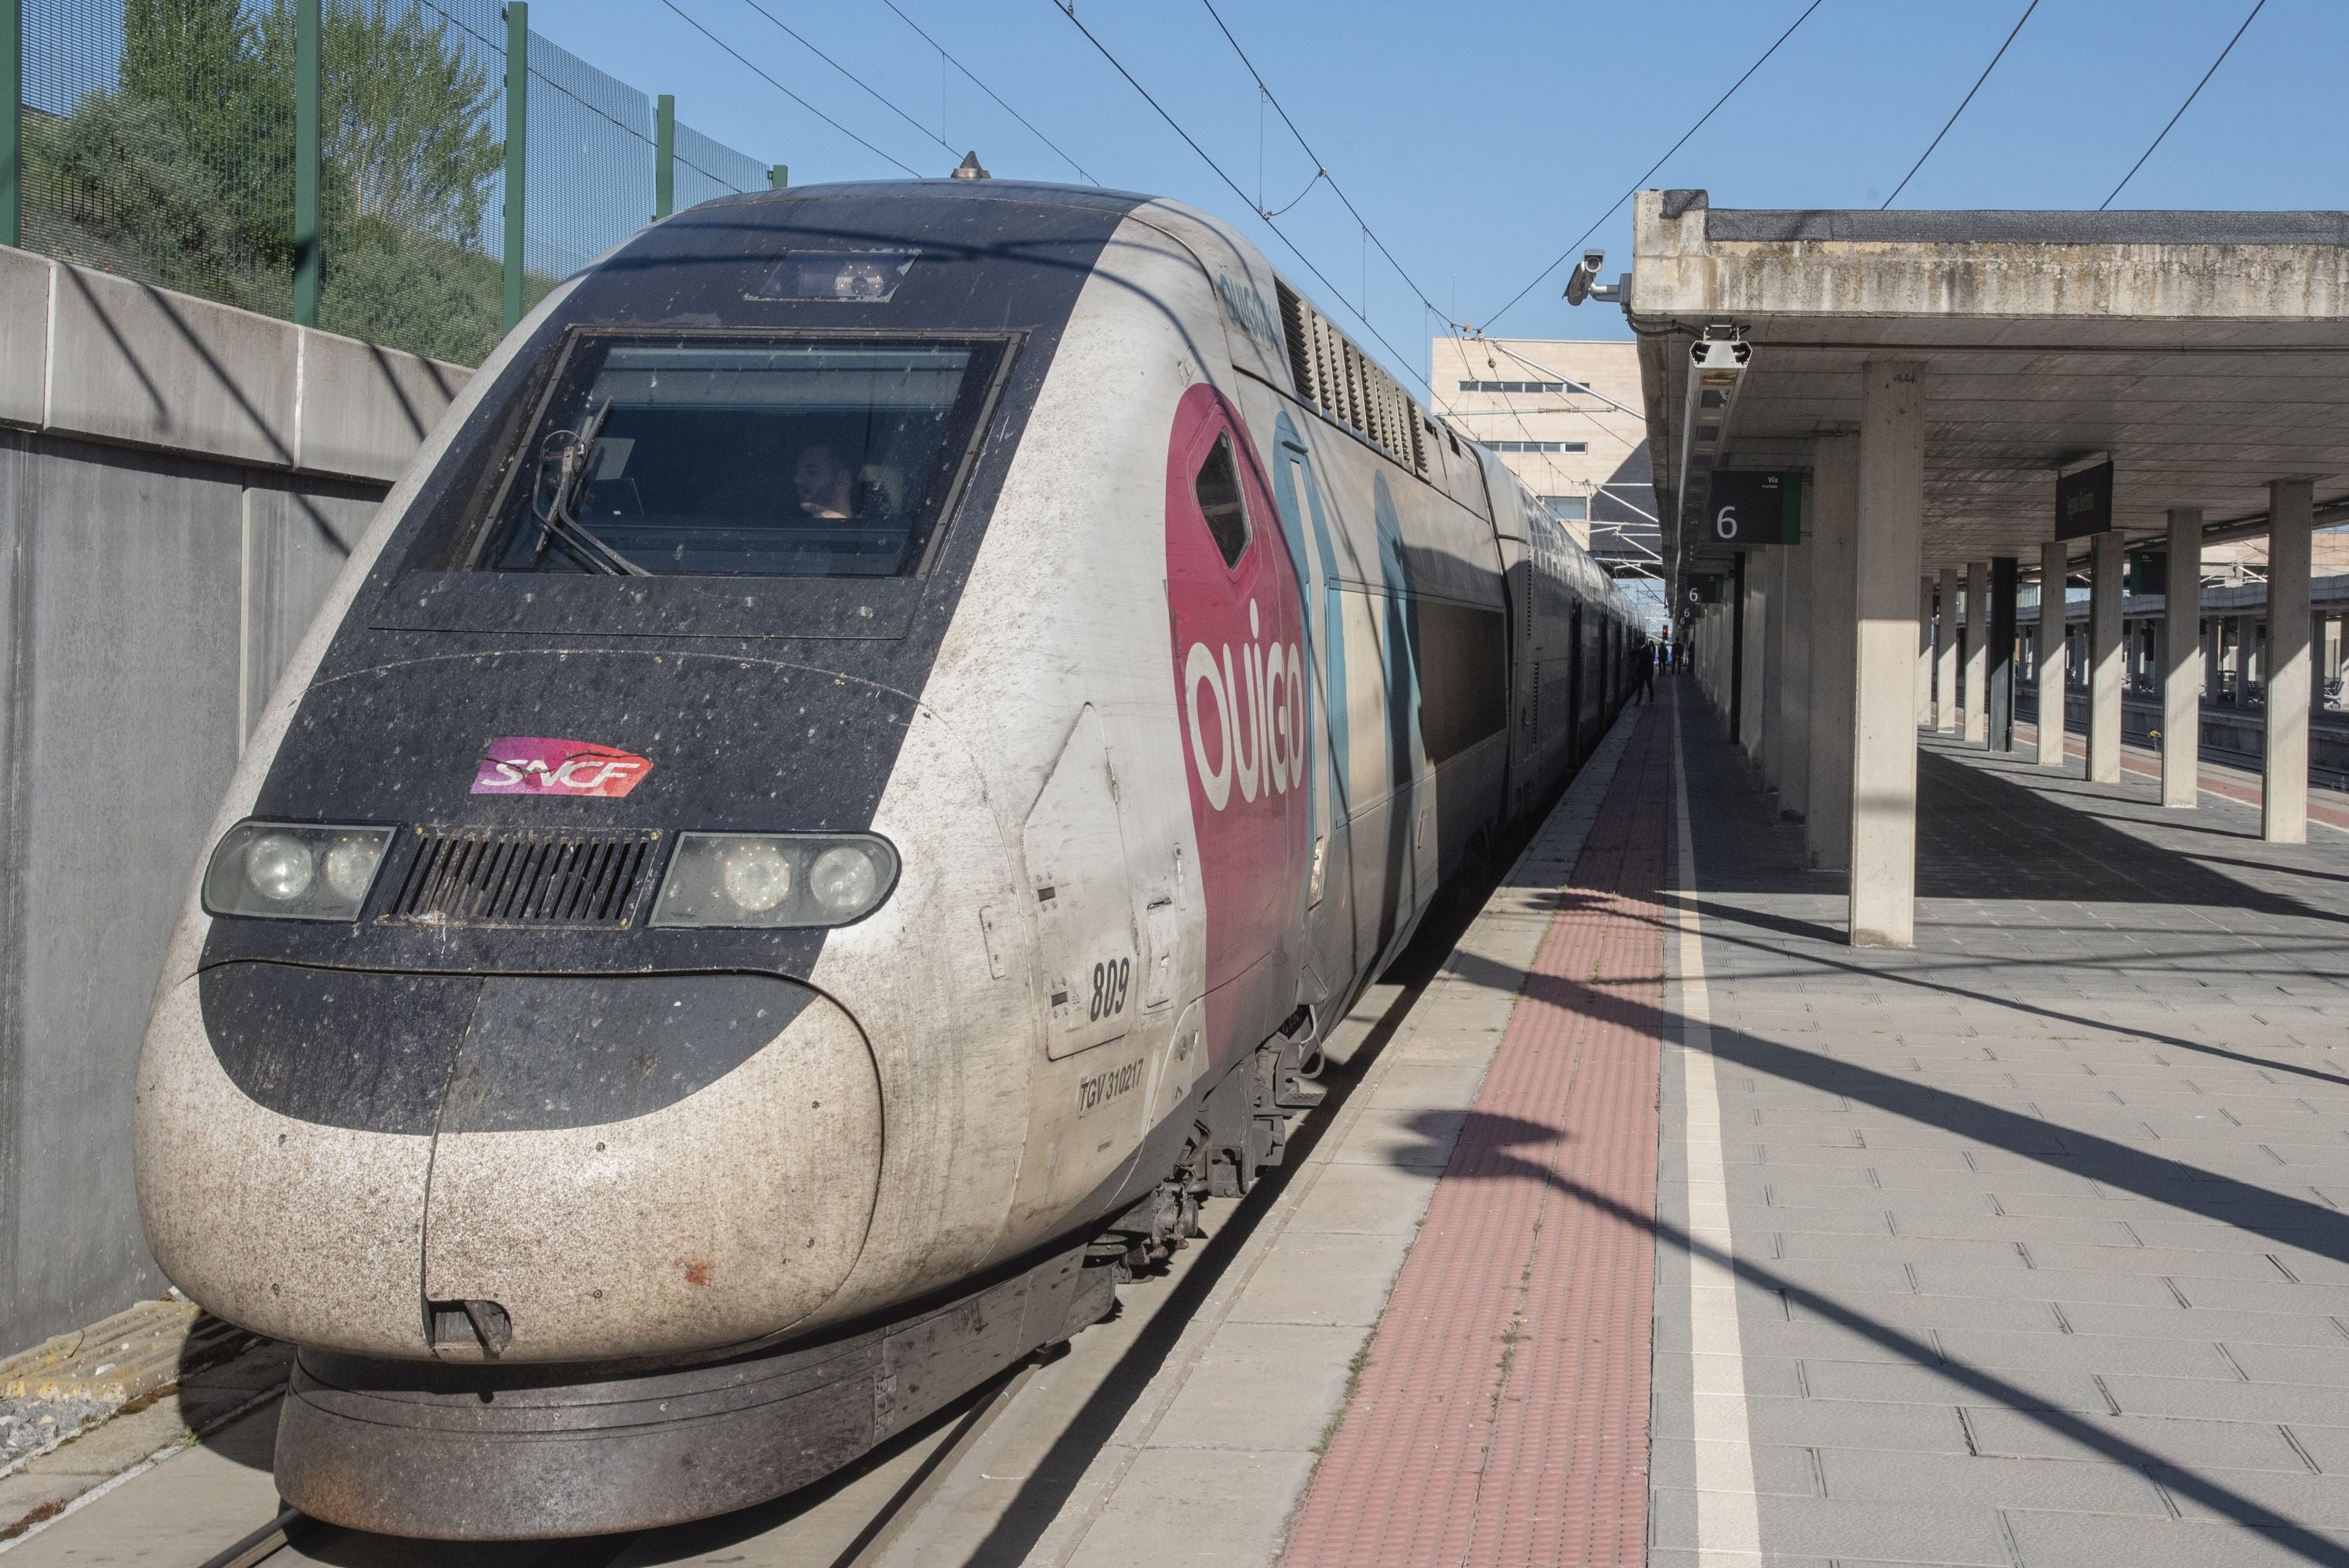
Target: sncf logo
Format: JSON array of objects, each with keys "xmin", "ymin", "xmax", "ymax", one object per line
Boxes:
[
  {"xmin": 1182, "ymin": 598, "xmax": 1305, "ymax": 812},
  {"xmin": 471, "ymin": 736, "xmax": 653, "ymax": 797}
]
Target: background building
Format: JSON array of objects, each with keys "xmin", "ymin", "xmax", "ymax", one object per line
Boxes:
[{"xmin": 1429, "ymin": 336, "xmax": 1661, "ymax": 617}]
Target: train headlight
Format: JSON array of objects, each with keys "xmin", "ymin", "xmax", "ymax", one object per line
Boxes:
[
  {"xmin": 651, "ymin": 833, "xmax": 898, "ymax": 928},
  {"xmin": 202, "ymin": 822, "xmax": 394, "ymax": 921},
  {"xmin": 721, "ymin": 842, "xmax": 793, "ymax": 913},
  {"xmin": 808, "ymin": 845, "xmax": 880, "ymax": 916}
]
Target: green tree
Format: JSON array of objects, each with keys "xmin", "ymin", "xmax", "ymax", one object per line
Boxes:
[
  {"xmin": 30, "ymin": 0, "xmax": 517, "ymax": 363},
  {"xmin": 117, "ymin": 0, "xmax": 292, "ymax": 281}
]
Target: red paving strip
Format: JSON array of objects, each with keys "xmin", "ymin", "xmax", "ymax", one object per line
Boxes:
[
  {"xmin": 1281, "ymin": 707, "xmax": 1670, "ymax": 1568},
  {"xmin": 2007, "ymin": 720, "xmax": 2349, "ymax": 830}
]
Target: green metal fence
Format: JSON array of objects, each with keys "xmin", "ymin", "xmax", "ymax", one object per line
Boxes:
[{"xmin": 5, "ymin": 0, "xmax": 778, "ymax": 366}]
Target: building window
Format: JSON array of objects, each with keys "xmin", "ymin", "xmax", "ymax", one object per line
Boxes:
[
  {"xmin": 1541, "ymin": 495, "xmax": 1588, "ymax": 522},
  {"xmin": 1487, "ymin": 441, "xmax": 1587, "ymax": 454},
  {"xmin": 1456, "ymin": 379, "xmax": 1585, "ymax": 394}
]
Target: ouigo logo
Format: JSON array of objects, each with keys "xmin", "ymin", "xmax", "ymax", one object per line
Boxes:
[{"xmin": 471, "ymin": 737, "xmax": 653, "ymax": 797}]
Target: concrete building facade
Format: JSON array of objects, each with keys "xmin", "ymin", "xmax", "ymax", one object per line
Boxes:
[{"xmin": 1428, "ymin": 336, "xmax": 1655, "ymax": 574}]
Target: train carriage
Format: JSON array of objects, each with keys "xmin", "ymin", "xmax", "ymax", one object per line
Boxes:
[{"xmin": 132, "ymin": 178, "xmax": 1643, "ymax": 1537}]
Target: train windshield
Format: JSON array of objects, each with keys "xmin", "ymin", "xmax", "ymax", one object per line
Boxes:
[{"xmin": 472, "ymin": 336, "xmax": 1000, "ymax": 578}]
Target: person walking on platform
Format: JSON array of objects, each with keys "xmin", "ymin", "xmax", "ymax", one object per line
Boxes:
[{"xmin": 1636, "ymin": 640, "xmax": 1656, "ymax": 703}]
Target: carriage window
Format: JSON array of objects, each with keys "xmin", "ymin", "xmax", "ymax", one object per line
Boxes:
[
  {"xmin": 1193, "ymin": 434, "xmax": 1251, "ymax": 568},
  {"xmin": 470, "ymin": 336, "xmax": 1001, "ymax": 578}
]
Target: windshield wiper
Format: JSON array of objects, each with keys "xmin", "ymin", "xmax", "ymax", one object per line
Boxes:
[{"xmin": 531, "ymin": 404, "xmax": 652, "ymax": 577}]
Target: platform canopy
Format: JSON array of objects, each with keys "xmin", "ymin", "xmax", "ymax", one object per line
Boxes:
[{"xmin": 1628, "ymin": 191, "xmax": 2349, "ymax": 588}]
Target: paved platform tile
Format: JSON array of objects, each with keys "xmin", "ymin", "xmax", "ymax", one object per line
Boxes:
[
  {"xmin": 1282, "ymin": 707, "xmax": 1672, "ymax": 1568},
  {"xmin": 1670, "ymin": 705, "xmax": 2349, "ymax": 1566}
]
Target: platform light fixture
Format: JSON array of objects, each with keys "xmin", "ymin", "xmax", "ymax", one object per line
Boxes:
[{"xmin": 1674, "ymin": 328, "xmax": 1752, "ymax": 550}]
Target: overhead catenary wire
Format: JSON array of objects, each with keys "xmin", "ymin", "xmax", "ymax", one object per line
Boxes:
[
  {"xmin": 1480, "ymin": 339, "xmax": 1648, "ymax": 426},
  {"xmin": 660, "ymin": 0, "xmax": 923, "ymax": 176},
  {"xmin": 1881, "ymin": 0, "xmax": 2039, "ymax": 209},
  {"xmin": 2100, "ymin": 0, "xmax": 2267, "ymax": 209},
  {"xmin": 1045, "ymin": 0, "xmax": 1436, "ymax": 398},
  {"xmin": 1480, "ymin": 0, "xmax": 1825, "ymax": 333},
  {"xmin": 1195, "ymin": 0, "xmax": 1450, "ymax": 330},
  {"xmin": 1261, "ymin": 168, "xmax": 1324, "ymax": 220},
  {"xmin": 733, "ymin": 0, "xmax": 959, "ymax": 160},
  {"xmin": 875, "ymin": 0, "xmax": 1100, "ymax": 183}
]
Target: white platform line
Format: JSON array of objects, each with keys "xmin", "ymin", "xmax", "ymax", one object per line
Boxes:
[{"xmin": 1671, "ymin": 715, "xmax": 1763, "ymax": 1563}]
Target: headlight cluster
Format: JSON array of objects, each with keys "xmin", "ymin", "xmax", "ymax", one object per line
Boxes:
[
  {"xmin": 201, "ymin": 822, "xmax": 394, "ymax": 921},
  {"xmin": 201, "ymin": 822, "xmax": 899, "ymax": 930},
  {"xmin": 650, "ymin": 833, "xmax": 899, "ymax": 928}
]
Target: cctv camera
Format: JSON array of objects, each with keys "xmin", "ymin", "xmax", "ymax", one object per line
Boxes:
[{"xmin": 1564, "ymin": 249, "xmax": 1606, "ymax": 307}]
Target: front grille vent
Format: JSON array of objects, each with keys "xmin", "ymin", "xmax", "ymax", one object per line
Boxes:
[{"xmin": 386, "ymin": 828, "xmax": 661, "ymax": 927}]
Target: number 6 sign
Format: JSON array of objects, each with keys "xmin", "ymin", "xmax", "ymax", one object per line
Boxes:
[{"xmin": 1705, "ymin": 470, "xmax": 1800, "ymax": 546}]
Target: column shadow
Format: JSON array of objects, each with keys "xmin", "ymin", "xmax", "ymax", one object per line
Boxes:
[{"xmin": 1380, "ymin": 1108, "xmax": 2349, "ymax": 1566}]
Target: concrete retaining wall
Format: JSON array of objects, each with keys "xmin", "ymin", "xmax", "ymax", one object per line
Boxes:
[{"xmin": 0, "ymin": 246, "xmax": 470, "ymax": 1357}]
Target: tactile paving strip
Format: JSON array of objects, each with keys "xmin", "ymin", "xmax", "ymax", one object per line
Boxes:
[{"xmin": 1281, "ymin": 706, "xmax": 1668, "ymax": 1568}]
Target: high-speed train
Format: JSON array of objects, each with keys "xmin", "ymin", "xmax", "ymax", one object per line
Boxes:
[{"xmin": 133, "ymin": 178, "xmax": 1642, "ymax": 1538}]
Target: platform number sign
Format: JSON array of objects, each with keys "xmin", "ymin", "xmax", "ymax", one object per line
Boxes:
[
  {"xmin": 1706, "ymin": 470, "xmax": 1801, "ymax": 547},
  {"xmin": 2055, "ymin": 461, "xmax": 2114, "ymax": 540},
  {"xmin": 1710, "ymin": 469, "xmax": 1794, "ymax": 549}
]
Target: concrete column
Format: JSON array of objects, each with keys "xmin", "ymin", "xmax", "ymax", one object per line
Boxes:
[
  {"xmin": 1720, "ymin": 605, "xmax": 1731, "ymax": 710},
  {"xmin": 2204, "ymin": 619, "xmax": 2222, "ymax": 702},
  {"xmin": 1741, "ymin": 551, "xmax": 1769, "ymax": 760},
  {"xmin": 1962, "ymin": 560, "xmax": 1989, "ymax": 744},
  {"xmin": 1850, "ymin": 362, "xmax": 1924, "ymax": 948},
  {"xmin": 1989, "ymin": 556, "xmax": 2017, "ymax": 751},
  {"xmin": 1777, "ymin": 526, "xmax": 1813, "ymax": 820},
  {"xmin": 1761, "ymin": 548, "xmax": 1787, "ymax": 784},
  {"xmin": 1712, "ymin": 605, "xmax": 1728, "ymax": 711},
  {"xmin": 2087, "ymin": 530, "xmax": 2126, "ymax": 783},
  {"xmin": 2037, "ymin": 542, "xmax": 2068, "ymax": 766},
  {"xmin": 2265, "ymin": 478, "xmax": 2314, "ymax": 844},
  {"xmin": 1728, "ymin": 553, "xmax": 1747, "ymax": 738},
  {"xmin": 1934, "ymin": 564, "xmax": 1959, "ymax": 732},
  {"xmin": 1806, "ymin": 433, "xmax": 1859, "ymax": 872},
  {"xmin": 2162, "ymin": 507, "xmax": 2202, "ymax": 808},
  {"xmin": 1917, "ymin": 576, "xmax": 1934, "ymax": 724}
]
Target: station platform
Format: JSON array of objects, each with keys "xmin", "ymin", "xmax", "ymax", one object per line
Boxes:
[
  {"xmin": 1069, "ymin": 676, "xmax": 2349, "ymax": 1567},
  {"xmin": 10, "ymin": 681, "xmax": 2349, "ymax": 1567}
]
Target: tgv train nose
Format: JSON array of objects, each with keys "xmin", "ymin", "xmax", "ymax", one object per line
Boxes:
[{"xmin": 136, "ymin": 966, "xmax": 882, "ymax": 1363}]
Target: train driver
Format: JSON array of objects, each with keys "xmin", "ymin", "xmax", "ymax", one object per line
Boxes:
[{"xmin": 793, "ymin": 442, "xmax": 859, "ymax": 521}]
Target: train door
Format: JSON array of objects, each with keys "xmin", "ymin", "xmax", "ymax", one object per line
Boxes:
[
  {"xmin": 1000, "ymin": 703, "xmax": 1165, "ymax": 1230},
  {"xmin": 1506, "ymin": 503, "xmax": 1539, "ymax": 818},
  {"xmin": 1567, "ymin": 601, "xmax": 1586, "ymax": 768},
  {"xmin": 1023, "ymin": 705, "xmax": 1141, "ymax": 1065},
  {"xmin": 1509, "ymin": 539, "xmax": 1537, "ymax": 818},
  {"xmin": 1271, "ymin": 417, "xmax": 1358, "ymax": 1005},
  {"xmin": 1601, "ymin": 618, "xmax": 1614, "ymax": 718},
  {"xmin": 1369, "ymin": 476, "xmax": 1434, "ymax": 972}
]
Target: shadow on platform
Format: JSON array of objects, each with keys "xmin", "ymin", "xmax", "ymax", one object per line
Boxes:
[{"xmin": 1386, "ymin": 1105, "xmax": 2349, "ymax": 1568}]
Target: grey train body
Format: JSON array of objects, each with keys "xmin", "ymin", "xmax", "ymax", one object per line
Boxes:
[{"xmin": 133, "ymin": 180, "xmax": 1642, "ymax": 1538}]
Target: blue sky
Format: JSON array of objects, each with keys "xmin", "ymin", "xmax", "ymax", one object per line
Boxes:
[{"xmin": 535, "ymin": 0, "xmax": 2347, "ymax": 392}]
